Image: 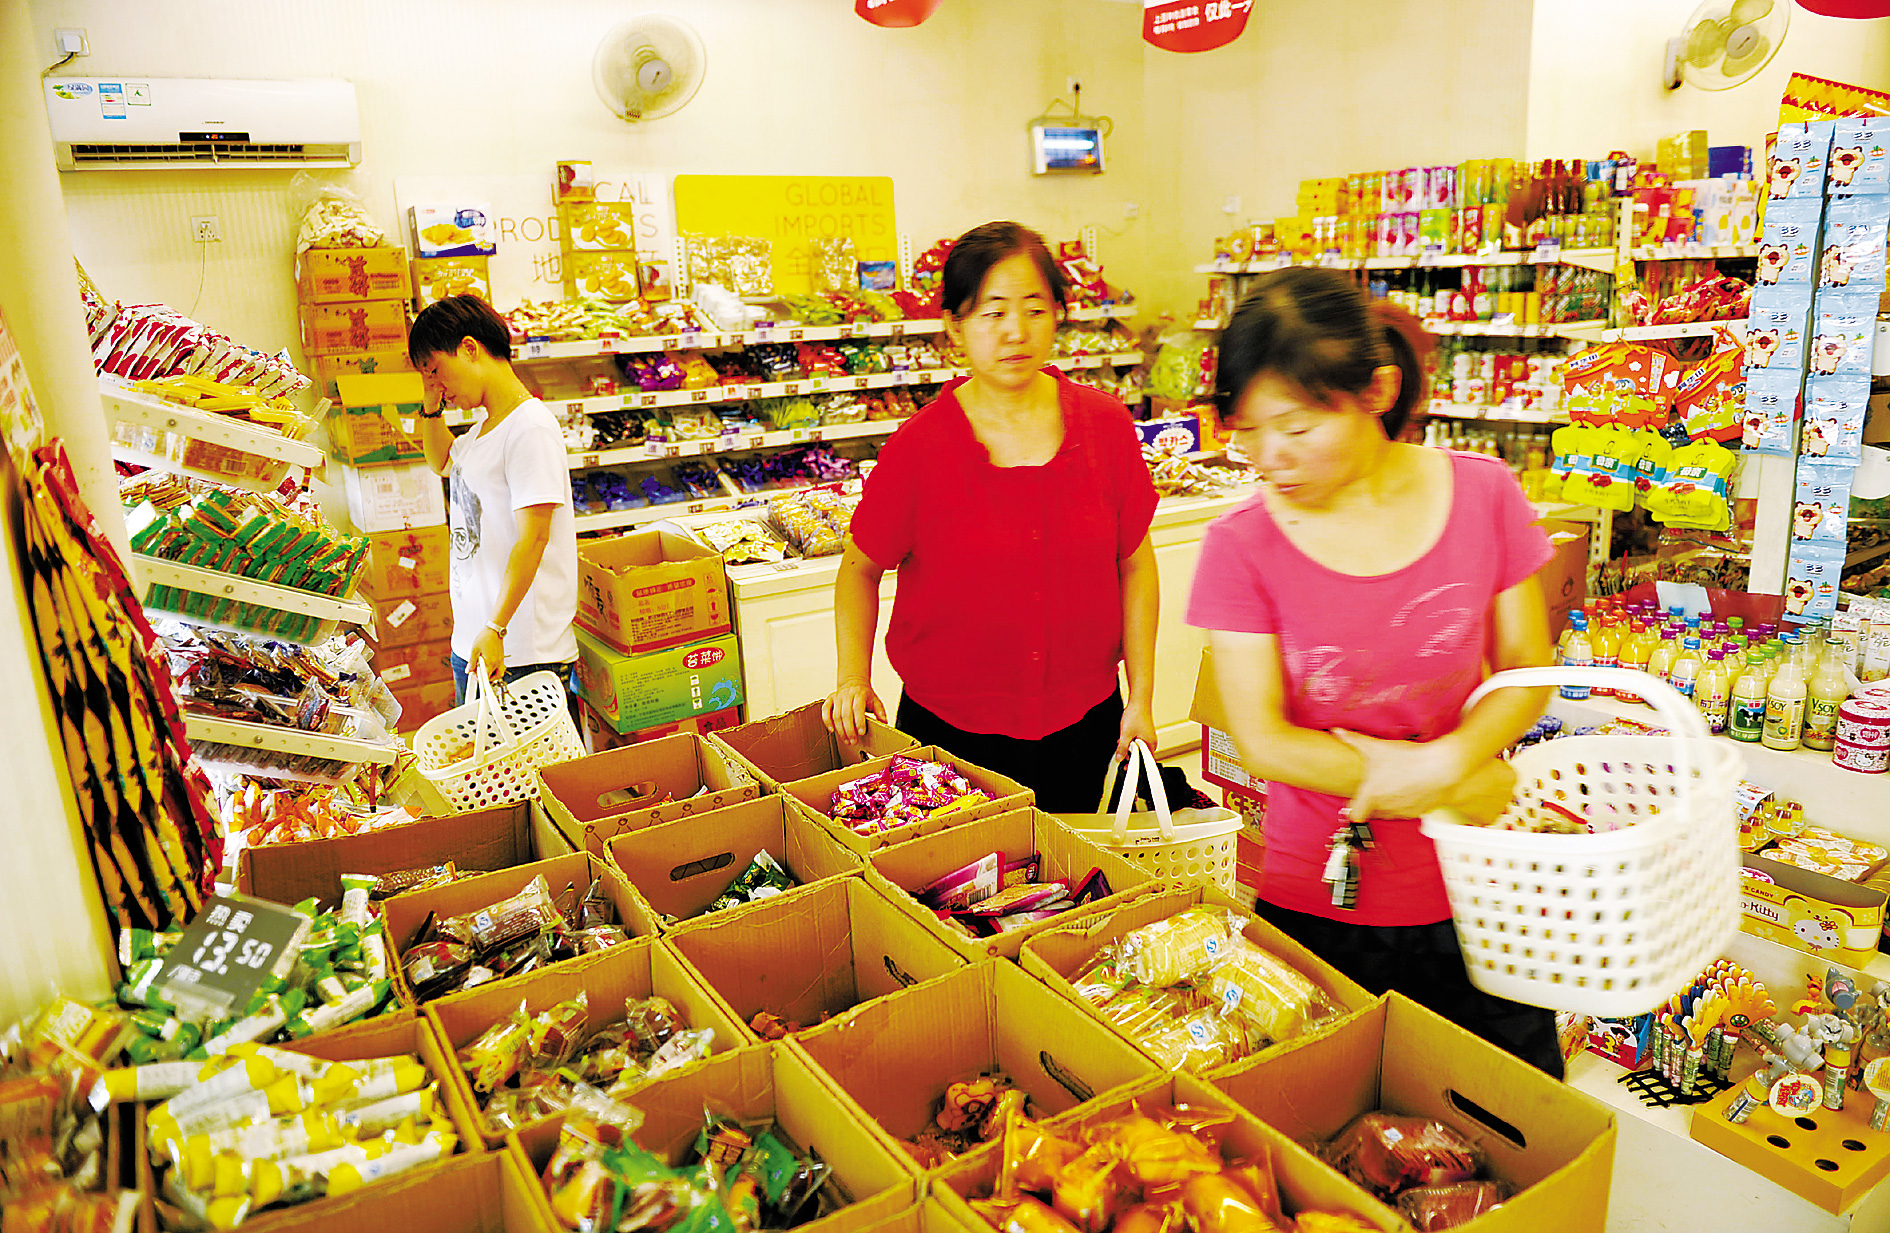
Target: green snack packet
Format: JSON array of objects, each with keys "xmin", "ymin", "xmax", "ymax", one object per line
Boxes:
[{"xmin": 706, "ymin": 851, "xmax": 795, "ymax": 914}]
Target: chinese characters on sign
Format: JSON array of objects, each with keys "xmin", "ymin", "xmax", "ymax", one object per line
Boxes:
[{"xmin": 1142, "ymin": 0, "xmax": 1251, "ymax": 53}]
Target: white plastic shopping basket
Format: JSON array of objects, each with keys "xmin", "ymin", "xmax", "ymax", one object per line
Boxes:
[
  {"xmin": 1420, "ymin": 666, "xmax": 1742, "ymax": 1017},
  {"xmin": 1060, "ymin": 739, "xmax": 1244, "ymax": 895},
  {"xmin": 415, "ymin": 663, "xmax": 585, "ymax": 812}
]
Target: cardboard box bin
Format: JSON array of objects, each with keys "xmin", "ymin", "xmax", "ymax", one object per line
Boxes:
[
  {"xmin": 379, "ymin": 852, "xmax": 659, "ymax": 1007},
  {"xmin": 313, "ymin": 349, "xmax": 415, "ymax": 401},
  {"xmin": 1739, "ymin": 852, "xmax": 1887, "ymax": 968},
  {"xmin": 536, "ymin": 732, "xmax": 759, "ymax": 857},
  {"xmin": 606, "ymin": 795, "xmax": 860, "ymax": 929},
  {"xmin": 1019, "ymin": 884, "xmax": 1375, "ymax": 1071},
  {"xmin": 358, "ymin": 527, "xmax": 452, "ymax": 600},
  {"xmin": 1536, "ymin": 520, "xmax": 1591, "ymax": 638},
  {"xmin": 574, "ymin": 628, "xmax": 745, "ymax": 736},
  {"xmin": 1211, "ymin": 994, "xmax": 1617, "ymax": 1233},
  {"xmin": 301, "ymin": 299, "xmax": 408, "ymax": 357},
  {"xmin": 790, "ymin": 962, "xmax": 1156, "ymax": 1172},
  {"xmin": 236, "ymin": 801, "xmax": 540, "ymax": 910},
  {"xmin": 341, "ymin": 460, "xmax": 446, "ymax": 535},
  {"xmin": 575, "ymin": 530, "xmax": 731, "ymax": 654},
  {"xmin": 296, "ymin": 245, "xmax": 411, "ymax": 304},
  {"xmin": 931, "ymin": 1071, "xmax": 1402, "ymax": 1233},
  {"xmin": 578, "ymin": 696, "xmax": 742, "ymax": 753},
  {"xmin": 233, "ymin": 1153, "xmax": 542, "ymax": 1233},
  {"xmin": 367, "ymin": 591, "xmax": 453, "ymax": 650},
  {"xmin": 850, "ymin": 1202, "xmax": 978, "ymax": 1233},
  {"xmin": 425, "ymin": 937, "xmax": 748, "ymax": 1149},
  {"xmin": 864, "ymin": 808, "xmax": 1155, "ymax": 962},
  {"xmin": 375, "ymin": 637, "xmax": 455, "ymax": 690},
  {"xmin": 391, "ymin": 678, "xmax": 458, "ymax": 735},
  {"xmin": 508, "ymin": 1048, "xmax": 917, "ymax": 1233},
  {"xmin": 330, "ymin": 373, "xmax": 427, "ymax": 465},
  {"xmin": 666, "ymin": 877, "xmax": 965, "ymax": 1046},
  {"xmin": 709, "ymin": 702, "xmax": 916, "ymax": 793},
  {"xmin": 779, "ymin": 746, "xmax": 1033, "ymax": 858}
]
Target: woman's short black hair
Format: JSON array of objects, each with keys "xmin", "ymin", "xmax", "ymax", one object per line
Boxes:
[
  {"xmin": 408, "ymin": 294, "xmax": 512, "ymax": 365},
  {"xmin": 1213, "ymin": 266, "xmax": 1431, "ymax": 438},
  {"xmin": 939, "ymin": 221, "xmax": 1067, "ymax": 319}
]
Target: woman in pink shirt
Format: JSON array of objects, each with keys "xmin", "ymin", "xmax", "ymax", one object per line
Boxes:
[{"xmin": 1187, "ymin": 267, "xmax": 1561, "ymax": 1075}]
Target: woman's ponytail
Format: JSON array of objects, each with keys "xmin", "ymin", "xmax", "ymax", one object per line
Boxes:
[{"xmin": 1366, "ymin": 299, "xmax": 1431, "ymax": 438}]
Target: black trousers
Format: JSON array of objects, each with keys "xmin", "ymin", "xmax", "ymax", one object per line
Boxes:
[
  {"xmin": 1252, "ymin": 899, "xmax": 1566, "ymax": 1080},
  {"xmin": 894, "ymin": 691, "xmax": 1123, "ymax": 814}
]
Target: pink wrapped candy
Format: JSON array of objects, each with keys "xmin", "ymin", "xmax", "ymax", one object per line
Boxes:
[{"xmin": 829, "ymin": 755, "xmax": 990, "ymax": 835}]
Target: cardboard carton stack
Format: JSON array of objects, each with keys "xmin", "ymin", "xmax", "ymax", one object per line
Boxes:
[
  {"xmin": 409, "ymin": 200, "xmax": 497, "ymax": 310},
  {"xmin": 298, "ymin": 243, "xmax": 416, "ymax": 400},
  {"xmin": 359, "ymin": 522, "xmax": 456, "ymax": 730},
  {"xmin": 570, "ymin": 530, "xmax": 746, "ymax": 746}
]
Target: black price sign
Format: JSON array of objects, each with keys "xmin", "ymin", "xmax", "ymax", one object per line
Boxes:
[{"xmin": 158, "ymin": 894, "xmax": 309, "ymax": 1021}]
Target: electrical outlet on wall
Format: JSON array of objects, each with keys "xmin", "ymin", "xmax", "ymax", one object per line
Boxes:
[
  {"xmin": 54, "ymin": 29, "xmax": 88, "ymax": 56},
  {"xmin": 190, "ymin": 216, "xmax": 220, "ymax": 243}
]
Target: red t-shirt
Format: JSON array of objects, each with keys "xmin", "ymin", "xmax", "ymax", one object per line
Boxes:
[
  {"xmin": 1185, "ymin": 451, "xmax": 1553, "ymax": 925},
  {"xmin": 850, "ymin": 371, "xmax": 1158, "ymax": 739}
]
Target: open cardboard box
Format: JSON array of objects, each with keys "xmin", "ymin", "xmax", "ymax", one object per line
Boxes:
[
  {"xmin": 930, "ymin": 1070, "xmax": 1404, "ymax": 1233},
  {"xmin": 666, "ymin": 877, "xmax": 966, "ymax": 1045},
  {"xmin": 852, "ymin": 1201, "xmax": 979, "ymax": 1233},
  {"xmin": 233, "ymin": 1152, "xmax": 544, "ymax": 1233},
  {"xmin": 507, "ymin": 1048, "xmax": 917, "ymax": 1233},
  {"xmin": 789, "ymin": 961, "xmax": 1156, "ymax": 1173},
  {"xmin": 1018, "ymin": 884, "xmax": 1374, "ymax": 1071},
  {"xmin": 236, "ymin": 803, "xmax": 546, "ymax": 909},
  {"xmin": 709, "ymin": 702, "xmax": 917, "ymax": 792},
  {"xmin": 536, "ymin": 733, "xmax": 760, "ymax": 857},
  {"xmin": 606, "ymin": 795, "xmax": 860, "ymax": 929},
  {"xmin": 575, "ymin": 529, "xmax": 731, "ymax": 654},
  {"xmin": 379, "ymin": 852, "xmax": 658, "ymax": 1007},
  {"xmin": 1739, "ymin": 852, "xmax": 1887, "ymax": 969},
  {"xmin": 1211, "ymin": 994, "xmax": 1616, "ymax": 1233},
  {"xmin": 778, "ymin": 746, "xmax": 1033, "ymax": 858},
  {"xmin": 863, "ymin": 808, "xmax": 1157, "ymax": 962},
  {"xmin": 424, "ymin": 937, "xmax": 749, "ymax": 1150}
]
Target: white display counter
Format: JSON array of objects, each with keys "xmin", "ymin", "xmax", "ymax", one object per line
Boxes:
[{"xmin": 724, "ymin": 491, "xmax": 1244, "ymax": 757}]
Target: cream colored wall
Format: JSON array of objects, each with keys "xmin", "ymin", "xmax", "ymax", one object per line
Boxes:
[
  {"xmin": 1526, "ymin": 0, "xmax": 1890, "ymax": 160},
  {"xmin": 28, "ymin": 0, "xmax": 1156, "ymax": 364},
  {"xmin": 28, "ymin": 0, "xmax": 1539, "ymax": 346}
]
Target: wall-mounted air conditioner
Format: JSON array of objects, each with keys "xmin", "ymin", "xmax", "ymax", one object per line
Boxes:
[{"xmin": 43, "ymin": 78, "xmax": 361, "ymax": 171}]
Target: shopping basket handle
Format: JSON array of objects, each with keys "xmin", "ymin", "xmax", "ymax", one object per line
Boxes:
[{"xmin": 1114, "ymin": 739, "xmax": 1177, "ymax": 845}]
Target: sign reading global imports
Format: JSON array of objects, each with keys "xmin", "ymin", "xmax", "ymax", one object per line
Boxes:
[{"xmin": 1142, "ymin": 0, "xmax": 1251, "ymax": 53}]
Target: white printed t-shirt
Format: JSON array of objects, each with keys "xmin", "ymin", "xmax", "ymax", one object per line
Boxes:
[{"xmin": 446, "ymin": 397, "xmax": 578, "ymax": 666}]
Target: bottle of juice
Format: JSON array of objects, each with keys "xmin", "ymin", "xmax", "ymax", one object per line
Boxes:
[
  {"xmin": 1805, "ymin": 642, "xmax": 1852, "ymax": 752},
  {"xmin": 1669, "ymin": 636, "xmax": 1704, "ymax": 699},
  {"xmin": 1698, "ymin": 649, "xmax": 1732, "ymax": 734},
  {"xmin": 1647, "ymin": 628, "xmax": 1679, "ymax": 687},
  {"xmin": 1730, "ymin": 651, "xmax": 1767, "ymax": 743},
  {"xmin": 1591, "ymin": 613, "xmax": 1623, "ymax": 695},
  {"xmin": 1619, "ymin": 619, "xmax": 1653, "ymax": 693},
  {"xmin": 1560, "ymin": 614, "xmax": 1593, "ymax": 700},
  {"xmin": 1763, "ymin": 650, "xmax": 1808, "ymax": 752}
]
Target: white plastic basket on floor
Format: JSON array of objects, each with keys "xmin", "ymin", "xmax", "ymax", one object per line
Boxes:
[
  {"xmin": 414, "ymin": 663, "xmax": 584, "ymax": 812},
  {"xmin": 1061, "ymin": 739, "xmax": 1243, "ymax": 895},
  {"xmin": 1420, "ymin": 666, "xmax": 1742, "ymax": 1017}
]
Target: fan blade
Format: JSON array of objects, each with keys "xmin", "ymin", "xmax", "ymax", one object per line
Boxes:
[
  {"xmin": 1687, "ymin": 17, "xmax": 1730, "ymax": 67},
  {"xmin": 1731, "ymin": 0, "xmax": 1773, "ymax": 20}
]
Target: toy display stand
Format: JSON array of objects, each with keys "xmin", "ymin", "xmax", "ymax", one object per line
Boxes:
[{"xmin": 1688, "ymin": 1054, "xmax": 1890, "ymax": 1215}]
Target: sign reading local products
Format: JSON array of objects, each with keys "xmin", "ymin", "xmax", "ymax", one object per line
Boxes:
[
  {"xmin": 158, "ymin": 894, "xmax": 309, "ymax": 1020},
  {"xmin": 1142, "ymin": 0, "xmax": 1251, "ymax": 53},
  {"xmin": 673, "ymin": 175, "xmax": 898, "ymax": 296},
  {"xmin": 855, "ymin": 0, "xmax": 943, "ymax": 26}
]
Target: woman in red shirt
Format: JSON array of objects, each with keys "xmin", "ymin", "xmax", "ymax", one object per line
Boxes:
[
  {"xmin": 822, "ymin": 221, "xmax": 1160, "ymax": 810},
  {"xmin": 1186, "ymin": 268, "xmax": 1561, "ymax": 1074}
]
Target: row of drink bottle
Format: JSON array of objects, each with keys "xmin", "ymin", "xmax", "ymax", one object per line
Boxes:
[{"xmin": 1554, "ymin": 602, "xmax": 1852, "ymax": 752}]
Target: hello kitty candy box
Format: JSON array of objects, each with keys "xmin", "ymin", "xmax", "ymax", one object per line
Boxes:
[{"xmin": 1741, "ymin": 853, "xmax": 1885, "ymax": 968}]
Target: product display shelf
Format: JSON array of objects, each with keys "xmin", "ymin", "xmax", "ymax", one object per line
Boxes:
[
  {"xmin": 129, "ymin": 554, "xmax": 373, "ymax": 628},
  {"xmin": 1630, "ymin": 243, "xmax": 1761, "ymax": 262},
  {"xmin": 552, "ymin": 368, "xmax": 962, "ymax": 421},
  {"xmin": 101, "ymin": 378, "xmax": 326, "ymax": 491},
  {"xmin": 570, "ymin": 418, "xmax": 909, "ymax": 473},
  {"xmin": 1065, "ymin": 304, "xmax": 1138, "ymax": 321},
  {"xmin": 573, "ymin": 485, "xmax": 820, "ymax": 534},
  {"xmin": 1428, "ymin": 319, "xmax": 1606, "ymax": 338},
  {"xmin": 1192, "ymin": 247, "xmax": 1615, "ymax": 276},
  {"xmin": 1426, "ymin": 398, "xmax": 1568, "ymax": 425},
  {"xmin": 514, "ymin": 319, "xmax": 946, "ymax": 362},
  {"xmin": 1556, "ymin": 319, "xmax": 1746, "ymax": 344},
  {"xmin": 182, "ymin": 714, "xmax": 398, "ymax": 775}
]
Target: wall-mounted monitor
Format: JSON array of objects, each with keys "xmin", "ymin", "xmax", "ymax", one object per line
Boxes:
[{"xmin": 1030, "ymin": 123, "xmax": 1104, "ymax": 175}]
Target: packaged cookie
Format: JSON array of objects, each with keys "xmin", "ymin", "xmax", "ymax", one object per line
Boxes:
[
  {"xmin": 1803, "ymin": 374, "xmax": 1869, "ymax": 462},
  {"xmin": 1755, "ymin": 197, "xmax": 1824, "ymax": 287},
  {"xmin": 1830, "ymin": 115, "xmax": 1890, "ymax": 194}
]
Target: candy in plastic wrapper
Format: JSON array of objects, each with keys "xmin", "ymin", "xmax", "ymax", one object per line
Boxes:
[
  {"xmin": 458, "ymin": 1002, "xmax": 534, "ymax": 1094},
  {"xmin": 1119, "ymin": 907, "xmax": 1246, "ymax": 989},
  {"xmin": 1396, "ymin": 1180, "xmax": 1513, "ymax": 1231},
  {"xmin": 706, "ymin": 850, "xmax": 797, "ymax": 913},
  {"xmin": 433, "ymin": 875, "xmax": 564, "ymax": 953},
  {"xmin": 573, "ymin": 925, "xmax": 629, "ymax": 955},
  {"xmin": 368, "ymin": 863, "xmax": 459, "ymax": 900},
  {"xmin": 1204, "ymin": 936, "xmax": 1338, "ymax": 1048},
  {"xmin": 623, "ymin": 996, "xmax": 684, "ymax": 1053},
  {"xmin": 1322, "ymin": 1111, "xmax": 1484, "ymax": 1198},
  {"xmin": 918, "ymin": 852, "xmax": 1003, "ymax": 912}
]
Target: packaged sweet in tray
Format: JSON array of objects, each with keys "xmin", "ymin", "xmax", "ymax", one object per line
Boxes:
[{"xmin": 1321, "ymin": 1111, "xmax": 1484, "ymax": 1199}]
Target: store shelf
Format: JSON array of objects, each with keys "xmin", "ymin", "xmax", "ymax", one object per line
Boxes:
[
  {"xmin": 573, "ymin": 488, "xmax": 790, "ymax": 534},
  {"xmin": 1424, "ymin": 399, "xmax": 1568, "ymax": 424},
  {"xmin": 129, "ymin": 555, "xmax": 373, "ymax": 626},
  {"xmin": 1556, "ymin": 319, "xmax": 1745, "ymax": 343},
  {"xmin": 101, "ymin": 378, "xmax": 325, "ymax": 487},
  {"xmin": 182, "ymin": 715, "xmax": 398, "ymax": 767},
  {"xmin": 1195, "ymin": 249, "xmax": 1615, "ymax": 276},
  {"xmin": 1629, "ymin": 243, "xmax": 1759, "ymax": 262},
  {"xmin": 1427, "ymin": 319, "xmax": 1604, "ymax": 338},
  {"xmin": 1846, "ymin": 541, "xmax": 1890, "ymax": 569},
  {"xmin": 569, "ymin": 418, "xmax": 907, "ymax": 471},
  {"xmin": 1531, "ymin": 499, "xmax": 1601, "ymax": 523},
  {"xmin": 1051, "ymin": 351, "xmax": 1144, "ymax": 370},
  {"xmin": 1066, "ymin": 305, "xmax": 1138, "ymax": 321},
  {"xmin": 551, "ymin": 368, "xmax": 959, "ymax": 419},
  {"xmin": 515, "ymin": 319, "xmax": 945, "ymax": 361}
]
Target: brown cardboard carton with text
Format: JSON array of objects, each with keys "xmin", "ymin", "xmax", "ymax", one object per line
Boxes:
[{"xmin": 536, "ymin": 732, "xmax": 759, "ymax": 856}]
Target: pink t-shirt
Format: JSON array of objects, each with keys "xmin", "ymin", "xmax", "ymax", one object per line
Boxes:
[{"xmin": 1186, "ymin": 451, "xmax": 1553, "ymax": 925}]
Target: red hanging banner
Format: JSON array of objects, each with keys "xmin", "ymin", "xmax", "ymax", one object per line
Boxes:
[
  {"xmin": 1142, "ymin": 0, "xmax": 1252, "ymax": 53},
  {"xmin": 856, "ymin": 0, "xmax": 943, "ymax": 27},
  {"xmin": 1795, "ymin": 1, "xmax": 1890, "ymax": 16}
]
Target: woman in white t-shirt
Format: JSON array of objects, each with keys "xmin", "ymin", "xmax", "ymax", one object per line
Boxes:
[{"xmin": 411, "ymin": 296, "xmax": 578, "ymax": 703}]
